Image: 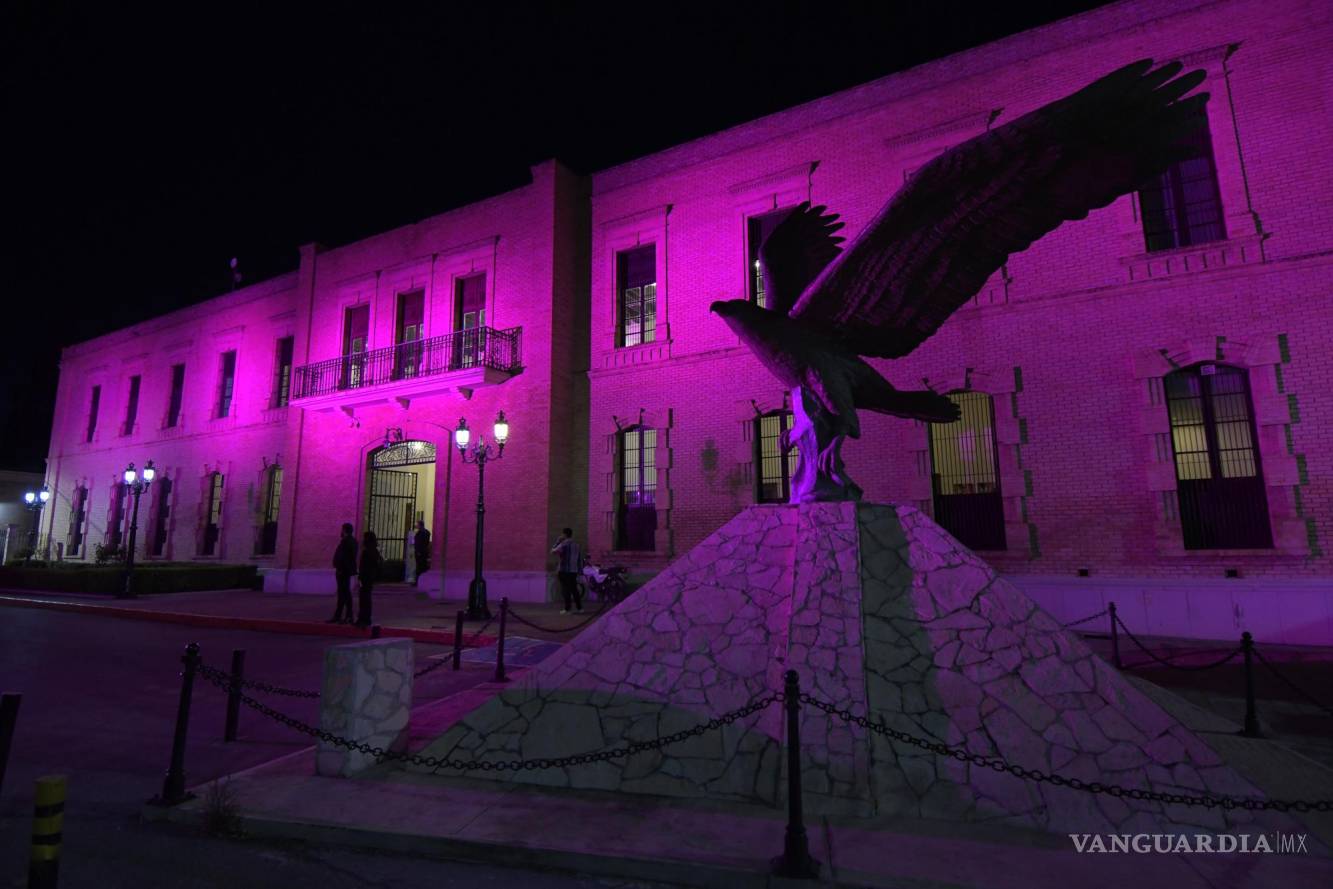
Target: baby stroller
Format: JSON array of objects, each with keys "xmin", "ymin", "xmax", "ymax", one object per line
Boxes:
[{"xmin": 581, "ymin": 560, "xmax": 629, "ymax": 603}]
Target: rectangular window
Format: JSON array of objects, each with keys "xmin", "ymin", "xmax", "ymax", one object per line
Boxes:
[
  {"xmin": 201, "ymin": 472, "xmax": 224, "ymax": 556},
  {"xmin": 617, "ymin": 246, "xmax": 656, "ymax": 348},
  {"xmin": 747, "ymin": 210, "xmax": 788, "ymax": 309},
  {"xmin": 150, "ymin": 476, "xmax": 173, "ymax": 557},
  {"xmin": 342, "ymin": 304, "xmax": 370, "ymax": 388},
  {"xmin": 1139, "ymin": 111, "xmax": 1225, "ymax": 252},
  {"xmin": 272, "ymin": 337, "xmax": 294, "ymax": 408},
  {"xmin": 86, "ymin": 385, "xmax": 101, "ymax": 443},
  {"xmin": 616, "ymin": 427, "xmax": 658, "ymax": 550},
  {"xmin": 929, "ymin": 391, "xmax": 1007, "ymax": 551},
  {"xmin": 396, "ymin": 290, "xmax": 425, "ymax": 378},
  {"xmin": 453, "ymin": 275, "xmax": 487, "ymax": 369},
  {"xmin": 216, "ymin": 351, "xmax": 237, "ymax": 418},
  {"xmin": 107, "ymin": 482, "xmax": 127, "ymax": 548},
  {"xmin": 257, "ymin": 466, "xmax": 282, "ymax": 555},
  {"xmin": 67, "ymin": 486, "xmax": 88, "ymax": 557},
  {"xmin": 122, "ymin": 375, "xmax": 141, "ymax": 436},
  {"xmin": 756, "ymin": 411, "xmax": 799, "ymax": 503},
  {"xmin": 166, "ymin": 364, "xmax": 186, "ymax": 428}
]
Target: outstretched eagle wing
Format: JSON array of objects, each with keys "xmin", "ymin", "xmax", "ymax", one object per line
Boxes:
[
  {"xmin": 759, "ymin": 202, "xmax": 845, "ymax": 315},
  {"xmin": 788, "ymin": 59, "xmax": 1208, "ymax": 358}
]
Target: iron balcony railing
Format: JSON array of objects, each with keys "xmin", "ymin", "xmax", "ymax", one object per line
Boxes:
[{"xmin": 292, "ymin": 326, "xmax": 522, "ymax": 401}]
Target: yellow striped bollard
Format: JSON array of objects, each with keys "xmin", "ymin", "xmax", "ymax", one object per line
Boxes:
[{"xmin": 29, "ymin": 774, "xmax": 65, "ymax": 889}]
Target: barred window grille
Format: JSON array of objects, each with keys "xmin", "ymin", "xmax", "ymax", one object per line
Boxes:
[
  {"xmin": 201, "ymin": 472, "xmax": 224, "ymax": 556},
  {"xmin": 755, "ymin": 411, "xmax": 799, "ymax": 503},
  {"xmin": 928, "ymin": 391, "xmax": 1006, "ymax": 551},
  {"xmin": 747, "ymin": 210, "xmax": 788, "ymax": 309},
  {"xmin": 257, "ymin": 466, "xmax": 283, "ymax": 555},
  {"xmin": 1164, "ymin": 364, "xmax": 1272, "ymax": 549},
  {"xmin": 1139, "ymin": 110, "xmax": 1225, "ymax": 252},
  {"xmin": 617, "ymin": 426, "xmax": 657, "ymax": 550},
  {"xmin": 617, "ymin": 246, "xmax": 656, "ymax": 348}
]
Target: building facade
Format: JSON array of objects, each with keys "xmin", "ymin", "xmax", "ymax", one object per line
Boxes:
[
  {"xmin": 43, "ymin": 161, "xmax": 588, "ymax": 601},
  {"xmin": 37, "ymin": 0, "xmax": 1333, "ymax": 641},
  {"xmin": 584, "ymin": 0, "xmax": 1333, "ymax": 644}
]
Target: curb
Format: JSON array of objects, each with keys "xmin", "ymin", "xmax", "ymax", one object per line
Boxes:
[
  {"xmin": 0, "ymin": 593, "xmax": 494, "ymax": 647},
  {"xmin": 147, "ymin": 800, "xmax": 885, "ymax": 889}
]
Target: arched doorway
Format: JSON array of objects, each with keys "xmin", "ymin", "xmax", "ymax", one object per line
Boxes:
[{"xmin": 365, "ymin": 440, "xmax": 438, "ymax": 572}]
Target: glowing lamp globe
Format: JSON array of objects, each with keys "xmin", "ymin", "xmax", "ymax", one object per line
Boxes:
[
  {"xmin": 454, "ymin": 418, "xmax": 471, "ymax": 452},
  {"xmin": 124, "ymin": 465, "xmax": 137, "ymax": 485},
  {"xmin": 142, "ymin": 461, "xmax": 156, "ymax": 484},
  {"xmin": 24, "ymin": 491, "xmax": 35, "ymax": 505},
  {"xmin": 39, "ymin": 488, "xmax": 50, "ymax": 503},
  {"xmin": 493, "ymin": 411, "xmax": 509, "ymax": 446}
]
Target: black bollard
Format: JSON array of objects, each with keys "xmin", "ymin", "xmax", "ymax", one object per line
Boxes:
[
  {"xmin": 494, "ymin": 597, "xmax": 509, "ymax": 682},
  {"xmin": 157, "ymin": 642, "xmax": 200, "ymax": 805},
  {"xmin": 28, "ymin": 774, "xmax": 65, "ymax": 889},
  {"xmin": 0, "ymin": 693, "xmax": 20, "ymax": 799},
  {"xmin": 1108, "ymin": 602, "xmax": 1121, "ymax": 669},
  {"xmin": 1241, "ymin": 632, "xmax": 1262, "ymax": 738},
  {"xmin": 452, "ymin": 609, "xmax": 465, "ymax": 671},
  {"xmin": 224, "ymin": 649, "xmax": 245, "ymax": 743},
  {"xmin": 771, "ymin": 670, "xmax": 820, "ymax": 879}
]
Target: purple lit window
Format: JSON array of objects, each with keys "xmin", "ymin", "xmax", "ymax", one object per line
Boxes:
[
  {"xmin": 454, "ymin": 275, "xmax": 486, "ymax": 369},
  {"xmin": 257, "ymin": 465, "xmax": 282, "ymax": 555},
  {"xmin": 216, "ymin": 351, "xmax": 237, "ymax": 418},
  {"xmin": 107, "ymin": 482, "xmax": 127, "ymax": 549},
  {"xmin": 396, "ymin": 290, "xmax": 425, "ymax": 378},
  {"xmin": 166, "ymin": 364, "xmax": 185, "ymax": 428},
  {"xmin": 1164, "ymin": 364, "xmax": 1272, "ymax": 549},
  {"xmin": 755, "ymin": 411, "xmax": 798, "ymax": 503},
  {"xmin": 747, "ymin": 210, "xmax": 788, "ymax": 309},
  {"xmin": 272, "ymin": 337, "xmax": 294, "ymax": 408},
  {"xmin": 121, "ymin": 375, "xmax": 141, "ymax": 436},
  {"xmin": 617, "ymin": 246, "xmax": 656, "ymax": 348},
  {"xmin": 150, "ymin": 475, "xmax": 173, "ymax": 557},
  {"xmin": 342, "ymin": 304, "xmax": 370, "ymax": 388},
  {"xmin": 67, "ymin": 485, "xmax": 88, "ymax": 557},
  {"xmin": 928, "ymin": 391, "xmax": 1006, "ymax": 551},
  {"xmin": 86, "ymin": 385, "xmax": 101, "ymax": 443},
  {"xmin": 617, "ymin": 426, "xmax": 657, "ymax": 551},
  {"xmin": 201, "ymin": 471, "xmax": 224, "ymax": 556},
  {"xmin": 1139, "ymin": 111, "xmax": 1225, "ymax": 252}
]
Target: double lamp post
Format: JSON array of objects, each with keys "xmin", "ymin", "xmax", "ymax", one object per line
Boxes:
[
  {"xmin": 21, "ymin": 487, "xmax": 50, "ymax": 563},
  {"xmin": 119, "ymin": 460, "xmax": 155, "ymax": 598},
  {"xmin": 453, "ymin": 410, "xmax": 508, "ymax": 620}
]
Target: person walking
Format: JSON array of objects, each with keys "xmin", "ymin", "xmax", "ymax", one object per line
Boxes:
[
  {"xmin": 412, "ymin": 520, "xmax": 431, "ymax": 586},
  {"xmin": 329, "ymin": 522, "xmax": 357, "ymax": 624},
  {"xmin": 550, "ymin": 527, "xmax": 583, "ymax": 614},
  {"xmin": 356, "ymin": 530, "xmax": 382, "ymax": 628}
]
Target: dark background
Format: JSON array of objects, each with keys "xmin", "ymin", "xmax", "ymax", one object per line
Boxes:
[{"xmin": 1, "ymin": 1, "xmax": 1111, "ymax": 471}]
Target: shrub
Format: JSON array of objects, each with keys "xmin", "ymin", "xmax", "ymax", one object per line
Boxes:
[
  {"xmin": 0, "ymin": 562, "xmax": 260, "ymax": 595},
  {"xmin": 94, "ymin": 543, "xmax": 125, "ymax": 565}
]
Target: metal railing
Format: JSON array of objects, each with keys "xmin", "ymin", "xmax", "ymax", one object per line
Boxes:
[{"xmin": 292, "ymin": 326, "xmax": 522, "ymax": 400}]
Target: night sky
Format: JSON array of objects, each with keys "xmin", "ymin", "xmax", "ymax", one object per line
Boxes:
[{"xmin": 2, "ymin": 1, "xmax": 1112, "ymax": 472}]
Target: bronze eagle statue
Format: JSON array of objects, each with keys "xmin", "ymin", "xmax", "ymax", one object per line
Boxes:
[{"xmin": 711, "ymin": 59, "xmax": 1208, "ymax": 502}]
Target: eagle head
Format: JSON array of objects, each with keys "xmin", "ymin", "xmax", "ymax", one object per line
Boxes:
[{"xmin": 709, "ymin": 298, "xmax": 756, "ymax": 337}]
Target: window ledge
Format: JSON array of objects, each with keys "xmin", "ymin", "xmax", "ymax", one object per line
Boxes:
[
  {"xmin": 1120, "ymin": 233, "xmax": 1266, "ymax": 282},
  {"xmin": 1154, "ymin": 544, "xmax": 1306, "ymax": 560},
  {"xmin": 601, "ymin": 338, "xmax": 672, "ymax": 370}
]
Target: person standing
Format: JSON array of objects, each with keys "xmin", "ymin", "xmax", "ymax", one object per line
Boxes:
[
  {"xmin": 413, "ymin": 520, "xmax": 431, "ymax": 586},
  {"xmin": 329, "ymin": 522, "xmax": 357, "ymax": 624},
  {"xmin": 356, "ymin": 530, "xmax": 382, "ymax": 628},
  {"xmin": 550, "ymin": 527, "xmax": 583, "ymax": 614}
]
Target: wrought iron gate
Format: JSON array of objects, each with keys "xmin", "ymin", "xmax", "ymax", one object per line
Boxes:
[
  {"xmin": 368, "ymin": 469, "xmax": 417, "ymax": 563},
  {"xmin": 929, "ymin": 391, "xmax": 1007, "ymax": 551}
]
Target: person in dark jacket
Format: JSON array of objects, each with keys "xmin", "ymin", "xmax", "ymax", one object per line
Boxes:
[
  {"xmin": 356, "ymin": 530, "xmax": 382, "ymax": 627},
  {"xmin": 412, "ymin": 521, "xmax": 431, "ymax": 586},
  {"xmin": 329, "ymin": 522, "xmax": 357, "ymax": 624}
]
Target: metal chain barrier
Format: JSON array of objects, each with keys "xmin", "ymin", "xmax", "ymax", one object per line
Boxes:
[
  {"xmin": 1113, "ymin": 613, "xmax": 1244, "ymax": 672},
  {"xmin": 505, "ymin": 597, "xmax": 609, "ymax": 635},
  {"xmin": 1118, "ymin": 646, "xmax": 1243, "ymax": 673},
  {"xmin": 1252, "ymin": 648, "xmax": 1333, "ymax": 718},
  {"xmin": 798, "ymin": 693, "xmax": 1332, "ymax": 814},
  {"xmin": 1060, "ymin": 608, "xmax": 1109, "ymax": 629},
  {"xmin": 194, "ymin": 662, "xmax": 780, "ymax": 771},
  {"xmin": 196, "ymin": 663, "xmax": 320, "ymax": 699},
  {"xmin": 414, "ymin": 613, "xmax": 498, "ymax": 679}
]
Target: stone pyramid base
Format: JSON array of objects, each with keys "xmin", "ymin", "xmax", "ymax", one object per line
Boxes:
[{"xmin": 415, "ymin": 502, "xmax": 1290, "ymax": 836}]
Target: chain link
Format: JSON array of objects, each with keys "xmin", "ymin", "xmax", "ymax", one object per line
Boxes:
[
  {"xmin": 1060, "ymin": 608, "xmax": 1109, "ymax": 629},
  {"xmin": 1113, "ymin": 614, "xmax": 1244, "ymax": 672},
  {"xmin": 505, "ymin": 598, "xmax": 609, "ymax": 635},
  {"xmin": 797, "ymin": 693, "xmax": 1332, "ymax": 814},
  {"xmin": 197, "ymin": 663, "xmax": 320, "ymax": 699},
  {"xmin": 1252, "ymin": 648, "xmax": 1333, "ymax": 717}
]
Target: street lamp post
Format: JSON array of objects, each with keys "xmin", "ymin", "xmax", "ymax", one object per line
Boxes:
[
  {"xmin": 22, "ymin": 487, "xmax": 50, "ymax": 564},
  {"xmin": 454, "ymin": 411, "xmax": 509, "ymax": 620},
  {"xmin": 120, "ymin": 460, "xmax": 156, "ymax": 598}
]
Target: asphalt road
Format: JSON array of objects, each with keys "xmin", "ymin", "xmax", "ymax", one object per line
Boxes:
[{"xmin": 0, "ymin": 608, "xmax": 677, "ymax": 888}]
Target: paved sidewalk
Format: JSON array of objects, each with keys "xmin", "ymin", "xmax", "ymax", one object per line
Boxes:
[{"xmin": 0, "ymin": 585, "xmax": 612, "ymax": 645}]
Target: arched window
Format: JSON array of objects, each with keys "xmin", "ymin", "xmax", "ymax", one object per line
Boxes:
[
  {"xmin": 928, "ymin": 391, "xmax": 1006, "ymax": 551},
  {"xmin": 1164, "ymin": 364, "xmax": 1272, "ymax": 549},
  {"xmin": 755, "ymin": 410, "xmax": 798, "ymax": 503},
  {"xmin": 617, "ymin": 426, "xmax": 657, "ymax": 550},
  {"xmin": 256, "ymin": 466, "xmax": 283, "ymax": 555},
  {"xmin": 201, "ymin": 471, "xmax": 225, "ymax": 556},
  {"xmin": 67, "ymin": 486, "xmax": 88, "ymax": 557}
]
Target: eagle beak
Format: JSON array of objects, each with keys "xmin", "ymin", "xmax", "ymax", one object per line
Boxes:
[{"xmin": 709, "ymin": 300, "xmax": 727, "ymax": 315}]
